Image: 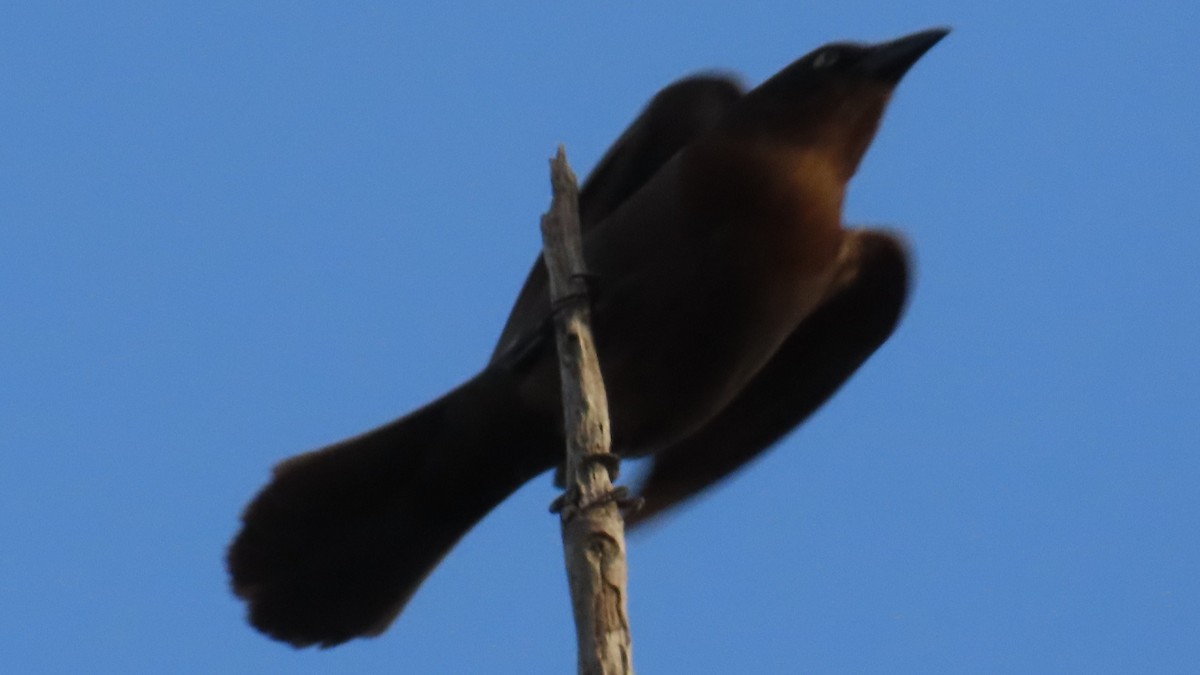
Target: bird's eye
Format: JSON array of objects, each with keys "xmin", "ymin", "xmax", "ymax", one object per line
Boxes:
[{"xmin": 812, "ymin": 50, "xmax": 839, "ymax": 69}]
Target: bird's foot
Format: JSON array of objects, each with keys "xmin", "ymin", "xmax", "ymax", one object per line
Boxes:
[
  {"xmin": 550, "ymin": 485, "xmax": 642, "ymax": 521},
  {"xmin": 550, "ymin": 272, "xmax": 600, "ymax": 315},
  {"xmin": 549, "ymin": 453, "xmax": 639, "ymax": 520},
  {"xmin": 582, "ymin": 452, "xmax": 621, "ymax": 482}
]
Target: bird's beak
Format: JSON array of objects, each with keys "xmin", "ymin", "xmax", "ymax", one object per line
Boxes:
[{"xmin": 859, "ymin": 28, "xmax": 950, "ymax": 83}]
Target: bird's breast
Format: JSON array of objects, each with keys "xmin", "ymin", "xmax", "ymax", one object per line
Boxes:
[
  {"xmin": 683, "ymin": 144, "xmax": 847, "ymax": 318},
  {"xmin": 579, "ymin": 145, "xmax": 849, "ymax": 450}
]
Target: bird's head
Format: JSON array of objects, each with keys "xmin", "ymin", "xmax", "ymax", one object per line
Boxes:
[{"xmin": 724, "ymin": 27, "xmax": 949, "ymax": 181}]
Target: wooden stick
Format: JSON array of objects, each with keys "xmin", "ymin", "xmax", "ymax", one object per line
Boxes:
[{"xmin": 539, "ymin": 146, "xmax": 635, "ymax": 675}]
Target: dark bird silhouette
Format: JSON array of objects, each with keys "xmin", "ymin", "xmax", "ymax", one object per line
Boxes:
[{"xmin": 227, "ymin": 28, "xmax": 948, "ymax": 648}]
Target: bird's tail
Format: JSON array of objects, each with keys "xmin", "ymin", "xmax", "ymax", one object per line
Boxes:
[{"xmin": 226, "ymin": 366, "xmax": 560, "ymax": 648}]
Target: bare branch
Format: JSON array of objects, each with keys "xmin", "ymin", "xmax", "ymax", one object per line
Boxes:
[{"xmin": 540, "ymin": 146, "xmax": 635, "ymax": 675}]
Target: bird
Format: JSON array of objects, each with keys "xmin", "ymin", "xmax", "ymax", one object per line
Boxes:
[{"xmin": 227, "ymin": 27, "xmax": 948, "ymax": 648}]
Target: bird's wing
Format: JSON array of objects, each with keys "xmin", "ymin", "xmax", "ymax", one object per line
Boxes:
[
  {"xmin": 490, "ymin": 76, "xmax": 744, "ymax": 366},
  {"xmin": 627, "ymin": 229, "xmax": 911, "ymax": 526},
  {"xmin": 576, "ymin": 74, "xmax": 743, "ymax": 228}
]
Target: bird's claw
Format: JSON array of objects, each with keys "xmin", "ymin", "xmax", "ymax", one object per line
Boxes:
[
  {"xmin": 550, "ymin": 272, "xmax": 600, "ymax": 316},
  {"xmin": 581, "ymin": 452, "xmax": 621, "ymax": 482},
  {"xmin": 550, "ymin": 485, "xmax": 641, "ymax": 522}
]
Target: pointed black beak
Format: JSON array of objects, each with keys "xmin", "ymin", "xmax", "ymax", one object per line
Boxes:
[{"xmin": 860, "ymin": 28, "xmax": 950, "ymax": 83}]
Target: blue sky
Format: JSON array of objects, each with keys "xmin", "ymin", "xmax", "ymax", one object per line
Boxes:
[{"xmin": 2, "ymin": 2, "xmax": 1197, "ymax": 673}]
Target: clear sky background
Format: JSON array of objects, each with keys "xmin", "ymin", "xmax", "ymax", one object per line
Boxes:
[{"xmin": 2, "ymin": 2, "xmax": 1197, "ymax": 673}]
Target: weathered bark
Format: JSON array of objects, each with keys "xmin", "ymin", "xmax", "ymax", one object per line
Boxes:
[{"xmin": 540, "ymin": 147, "xmax": 634, "ymax": 675}]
